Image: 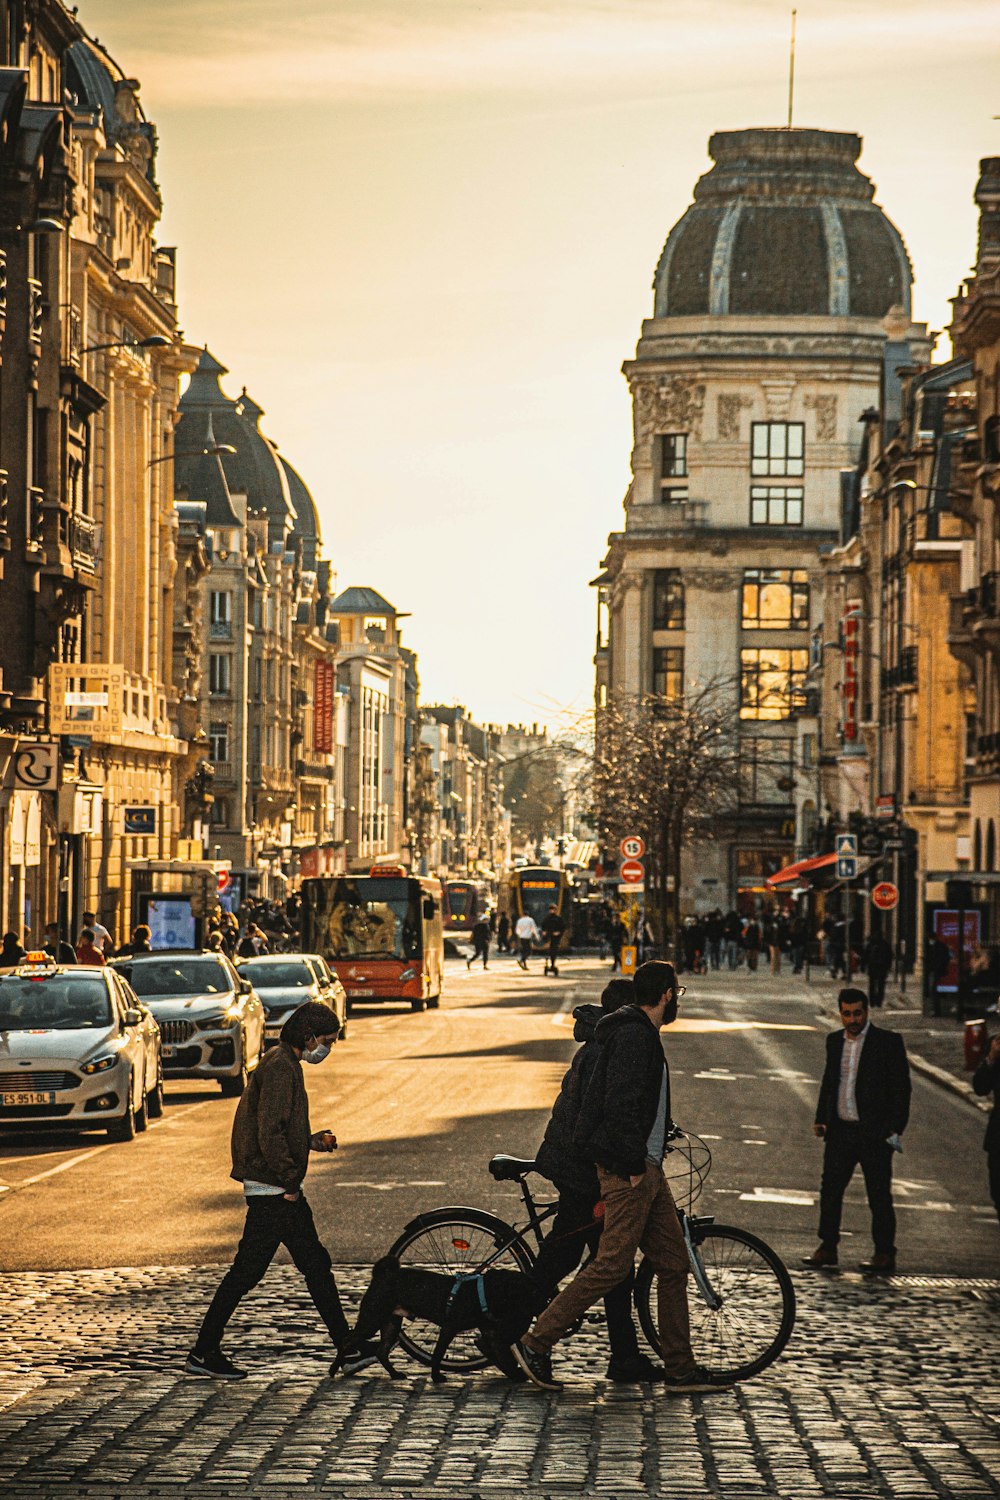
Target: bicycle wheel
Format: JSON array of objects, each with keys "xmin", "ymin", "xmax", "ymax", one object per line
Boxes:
[
  {"xmin": 386, "ymin": 1208, "xmax": 536, "ymax": 1372},
  {"xmin": 634, "ymin": 1224, "xmax": 796, "ymax": 1382}
]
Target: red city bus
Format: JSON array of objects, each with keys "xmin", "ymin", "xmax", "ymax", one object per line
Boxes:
[{"xmin": 300, "ymin": 867, "xmax": 444, "ymax": 1013}]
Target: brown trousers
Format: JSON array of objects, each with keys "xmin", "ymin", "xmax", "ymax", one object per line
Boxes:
[{"xmin": 527, "ymin": 1159, "xmax": 694, "ymax": 1374}]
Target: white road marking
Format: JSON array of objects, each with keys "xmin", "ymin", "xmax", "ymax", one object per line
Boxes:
[
  {"xmin": 1, "ymin": 1097, "xmax": 220, "ymax": 1190},
  {"xmin": 740, "ymin": 1188, "xmax": 816, "ymax": 1206}
]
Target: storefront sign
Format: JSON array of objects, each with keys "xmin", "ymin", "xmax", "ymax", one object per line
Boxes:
[
  {"xmin": 842, "ymin": 604, "xmax": 860, "ymax": 741},
  {"xmin": 314, "ymin": 661, "xmax": 335, "ymax": 754},
  {"xmin": 49, "ymin": 664, "xmax": 124, "ymax": 737},
  {"xmin": 13, "ymin": 743, "xmax": 59, "ymax": 791},
  {"xmin": 932, "ymin": 908, "xmax": 981, "ymax": 993},
  {"xmin": 123, "ymin": 806, "xmax": 157, "ymax": 836}
]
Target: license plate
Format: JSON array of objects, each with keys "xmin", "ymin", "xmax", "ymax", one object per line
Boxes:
[
  {"xmin": 350, "ymin": 988, "xmax": 374, "ymax": 997},
  {"xmin": 0, "ymin": 1092, "xmax": 56, "ymax": 1106},
  {"xmin": 265, "ymin": 1027, "xmax": 281, "ymax": 1040}
]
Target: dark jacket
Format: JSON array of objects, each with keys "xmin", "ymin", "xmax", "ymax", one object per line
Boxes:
[
  {"xmin": 814, "ymin": 1023, "xmax": 911, "ymax": 1139},
  {"xmin": 573, "ymin": 1004, "xmax": 668, "ymax": 1180},
  {"xmin": 535, "ymin": 1004, "xmax": 603, "ymax": 1197},
  {"xmin": 230, "ymin": 1043, "xmax": 311, "ymax": 1192},
  {"xmin": 973, "ymin": 1051, "xmax": 1000, "ymax": 1153}
]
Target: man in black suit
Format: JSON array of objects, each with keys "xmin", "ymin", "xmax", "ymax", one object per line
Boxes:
[
  {"xmin": 973, "ymin": 1032, "xmax": 1000, "ymax": 1225},
  {"xmin": 802, "ymin": 988, "xmax": 911, "ymax": 1274}
]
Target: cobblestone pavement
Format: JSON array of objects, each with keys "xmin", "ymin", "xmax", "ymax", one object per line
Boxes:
[{"xmin": 2, "ymin": 1264, "xmax": 999, "ymax": 1499}]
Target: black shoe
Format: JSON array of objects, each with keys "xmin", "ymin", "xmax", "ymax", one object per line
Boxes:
[
  {"xmin": 512, "ymin": 1341, "xmax": 563, "ymax": 1390},
  {"xmin": 858, "ymin": 1253, "xmax": 896, "ymax": 1275},
  {"xmin": 607, "ymin": 1353, "xmax": 665, "ymax": 1383},
  {"xmin": 333, "ymin": 1339, "xmax": 381, "ymax": 1377},
  {"xmin": 661, "ymin": 1363, "xmax": 730, "ymax": 1393},
  {"xmin": 185, "ymin": 1347, "xmax": 247, "ymax": 1381},
  {"xmin": 474, "ymin": 1333, "xmax": 525, "ymax": 1381}
]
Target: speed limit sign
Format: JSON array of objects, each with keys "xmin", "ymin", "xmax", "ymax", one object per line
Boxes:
[{"xmin": 620, "ymin": 835, "xmax": 645, "ymax": 860}]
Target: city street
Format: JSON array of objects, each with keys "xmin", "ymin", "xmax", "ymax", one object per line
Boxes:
[{"xmin": 1, "ymin": 956, "xmax": 998, "ymax": 1498}]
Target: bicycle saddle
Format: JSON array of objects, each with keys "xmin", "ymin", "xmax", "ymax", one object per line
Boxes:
[{"xmin": 489, "ymin": 1154, "xmax": 536, "ymax": 1182}]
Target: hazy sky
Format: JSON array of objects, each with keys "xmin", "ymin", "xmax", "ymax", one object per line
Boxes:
[{"xmin": 84, "ymin": 0, "xmax": 1000, "ymax": 730}]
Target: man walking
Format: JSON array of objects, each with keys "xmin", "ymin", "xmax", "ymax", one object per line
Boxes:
[
  {"xmin": 467, "ymin": 914, "xmax": 491, "ymax": 970},
  {"xmin": 865, "ymin": 931, "xmax": 893, "ymax": 1009},
  {"xmin": 973, "ymin": 1030, "xmax": 1000, "ymax": 1226},
  {"xmin": 514, "ymin": 911, "xmax": 541, "ymax": 970},
  {"xmin": 514, "ymin": 960, "xmax": 722, "ymax": 1392},
  {"xmin": 186, "ymin": 1000, "xmax": 377, "ymax": 1380},
  {"xmin": 541, "ymin": 903, "xmax": 566, "ymax": 977},
  {"xmin": 532, "ymin": 977, "xmax": 661, "ymax": 1383},
  {"xmin": 803, "ymin": 988, "xmax": 911, "ymax": 1274}
]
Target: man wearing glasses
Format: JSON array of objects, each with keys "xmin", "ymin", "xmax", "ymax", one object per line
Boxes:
[{"xmin": 514, "ymin": 961, "xmax": 723, "ymax": 1392}]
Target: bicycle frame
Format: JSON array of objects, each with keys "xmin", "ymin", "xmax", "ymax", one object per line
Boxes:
[
  {"xmin": 473, "ymin": 1176, "xmax": 560, "ymax": 1271},
  {"xmin": 682, "ymin": 1213, "xmax": 722, "ymax": 1310}
]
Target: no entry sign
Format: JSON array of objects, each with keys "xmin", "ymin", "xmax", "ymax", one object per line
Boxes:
[
  {"xmin": 871, "ymin": 882, "xmax": 899, "ymax": 910},
  {"xmin": 620, "ymin": 858, "xmax": 645, "ymax": 884},
  {"xmin": 621, "ymin": 835, "xmax": 645, "ymax": 860}
]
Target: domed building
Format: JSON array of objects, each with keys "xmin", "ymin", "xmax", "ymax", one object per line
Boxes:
[{"xmin": 595, "ymin": 127, "xmax": 931, "ymax": 916}]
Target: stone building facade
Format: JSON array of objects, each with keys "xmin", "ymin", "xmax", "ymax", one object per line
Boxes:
[{"xmin": 596, "ymin": 127, "xmax": 925, "ymax": 915}]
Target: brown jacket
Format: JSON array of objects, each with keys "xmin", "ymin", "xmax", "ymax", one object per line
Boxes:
[{"xmin": 230, "ymin": 1043, "xmax": 311, "ymax": 1192}]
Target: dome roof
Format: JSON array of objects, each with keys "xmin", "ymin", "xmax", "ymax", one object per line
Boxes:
[
  {"xmin": 278, "ymin": 454, "xmax": 322, "ymax": 570},
  {"xmin": 175, "ymin": 350, "xmax": 296, "ymax": 538},
  {"xmin": 653, "ymin": 128, "xmax": 912, "ymax": 320}
]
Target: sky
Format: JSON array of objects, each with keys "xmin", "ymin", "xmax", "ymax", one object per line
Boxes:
[{"xmin": 83, "ymin": 0, "xmax": 1000, "ymax": 731}]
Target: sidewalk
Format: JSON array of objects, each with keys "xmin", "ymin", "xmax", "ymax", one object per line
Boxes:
[{"xmin": 802, "ymin": 969, "xmax": 992, "ymax": 1119}]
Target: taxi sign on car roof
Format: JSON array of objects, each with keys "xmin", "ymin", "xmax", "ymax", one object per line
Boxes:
[{"xmin": 14, "ymin": 951, "xmax": 58, "ymax": 976}]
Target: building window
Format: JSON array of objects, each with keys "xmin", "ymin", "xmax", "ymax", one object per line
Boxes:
[
  {"xmin": 209, "ymin": 591, "xmax": 231, "ymax": 624},
  {"xmin": 741, "ymin": 569, "xmax": 810, "ymax": 629},
  {"xmin": 210, "ymin": 797, "xmax": 229, "ymax": 826},
  {"xmin": 740, "ymin": 648, "xmax": 809, "ymax": 720},
  {"xmin": 652, "ymin": 646, "xmax": 684, "ymax": 701},
  {"xmin": 659, "ymin": 433, "xmax": 688, "ymax": 503},
  {"xmin": 750, "ymin": 486, "xmax": 803, "ymax": 526},
  {"xmin": 209, "ymin": 721, "xmax": 229, "ymax": 762},
  {"xmin": 739, "ymin": 737, "xmax": 795, "ymax": 806},
  {"xmin": 652, "ymin": 570, "xmax": 685, "ymax": 630},
  {"xmin": 209, "ymin": 653, "xmax": 231, "ymax": 695},
  {"xmin": 751, "ymin": 422, "xmax": 804, "ymax": 477}
]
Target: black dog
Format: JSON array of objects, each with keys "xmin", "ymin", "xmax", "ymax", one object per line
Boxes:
[{"xmin": 333, "ymin": 1255, "xmax": 542, "ymax": 1383}]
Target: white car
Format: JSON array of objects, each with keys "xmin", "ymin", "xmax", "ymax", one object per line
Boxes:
[
  {"xmin": 110, "ymin": 951, "xmax": 265, "ymax": 1096},
  {"xmin": 0, "ymin": 955, "xmax": 163, "ymax": 1140}
]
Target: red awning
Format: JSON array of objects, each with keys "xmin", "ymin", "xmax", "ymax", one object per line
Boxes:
[{"xmin": 765, "ymin": 852, "xmax": 838, "ymax": 888}]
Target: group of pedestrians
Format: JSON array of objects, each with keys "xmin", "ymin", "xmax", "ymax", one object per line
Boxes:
[{"xmin": 469, "ymin": 905, "xmax": 567, "ymax": 976}]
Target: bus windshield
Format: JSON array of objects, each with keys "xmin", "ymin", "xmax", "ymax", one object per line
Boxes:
[
  {"xmin": 318, "ymin": 878, "xmax": 422, "ymax": 960},
  {"xmin": 519, "ymin": 877, "xmax": 562, "ymax": 927}
]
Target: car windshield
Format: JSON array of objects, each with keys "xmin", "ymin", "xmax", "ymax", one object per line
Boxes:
[
  {"xmin": 0, "ymin": 975, "xmax": 112, "ymax": 1030},
  {"xmin": 120, "ymin": 958, "xmax": 233, "ymax": 999},
  {"xmin": 238, "ymin": 960, "xmax": 314, "ymax": 989}
]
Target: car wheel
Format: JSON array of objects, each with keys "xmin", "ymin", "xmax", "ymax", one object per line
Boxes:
[
  {"xmin": 221, "ymin": 1053, "xmax": 249, "ymax": 1097},
  {"xmin": 135, "ymin": 1079, "xmax": 149, "ymax": 1132},
  {"xmin": 146, "ymin": 1061, "xmax": 165, "ymax": 1119},
  {"xmin": 108, "ymin": 1076, "xmax": 137, "ymax": 1141},
  {"xmin": 427, "ymin": 993, "xmax": 440, "ymax": 1010}
]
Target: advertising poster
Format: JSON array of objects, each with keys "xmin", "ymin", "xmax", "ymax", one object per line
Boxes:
[{"xmin": 932, "ymin": 908, "xmax": 981, "ymax": 993}]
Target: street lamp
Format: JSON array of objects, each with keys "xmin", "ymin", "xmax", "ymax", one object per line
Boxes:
[
  {"xmin": 81, "ymin": 334, "xmax": 172, "ymax": 355},
  {"xmin": 147, "ymin": 444, "xmax": 236, "ymax": 468}
]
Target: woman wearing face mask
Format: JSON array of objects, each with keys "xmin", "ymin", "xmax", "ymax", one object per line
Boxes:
[{"xmin": 186, "ymin": 1001, "xmax": 378, "ymax": 1380}]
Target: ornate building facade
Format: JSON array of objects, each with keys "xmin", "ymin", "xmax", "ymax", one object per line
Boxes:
[{"xmin": 596, "ymin": 127, "xmax": 926, "ymax": 914}]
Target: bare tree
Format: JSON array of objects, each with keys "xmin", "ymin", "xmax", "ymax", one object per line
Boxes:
[{"xmin": 591, "ymin": 681, "xmax": 741, "ymax": 956}]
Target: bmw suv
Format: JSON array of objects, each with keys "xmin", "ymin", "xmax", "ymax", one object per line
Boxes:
[{"xmin": 110, "ymin": 952, "xmax": 264, "ymax": 1096}]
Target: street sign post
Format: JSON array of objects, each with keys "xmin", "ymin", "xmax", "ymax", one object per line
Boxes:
[
  {"xmin": 620, "ymin": 858, "xmax": 644, "ymax": 884},
  {"xmin": 835, "ymin": 833, "xmax": 857, "ymax": 881}
]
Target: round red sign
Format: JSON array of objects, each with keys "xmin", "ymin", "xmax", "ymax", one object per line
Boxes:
[
  {"xmin": 620, "ymin": 835, "xmax": 645, "ymax": 860},
  {"xmin": 620, "ymin": 858, "xmax": 645, "ymax": 884},
  {"xmin": 871, "ymin": 882, "xmax": 899, "ymax": 910},
  {"xmin": 217, "ymin": 870, "xmax": 231, "ymax": 893}
]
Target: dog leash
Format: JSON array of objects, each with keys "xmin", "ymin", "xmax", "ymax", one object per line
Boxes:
[{"xmin": 446, "ymin": 1271, "xmax": 490, "ymax": 1320}]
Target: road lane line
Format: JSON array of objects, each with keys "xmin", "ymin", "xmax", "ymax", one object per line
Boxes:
[{"xmin": 17, "ymin": 1142, "xmax": 111, "ymax": 1186}]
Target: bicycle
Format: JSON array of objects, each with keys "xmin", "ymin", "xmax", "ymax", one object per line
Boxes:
[{"xmin": 386, "ymin": 1127, "xmax": 796, "ymax": 1381}]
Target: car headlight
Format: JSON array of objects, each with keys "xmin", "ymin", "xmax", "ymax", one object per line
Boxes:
[
  {"xmin": 399, "ymin": 968, "xmax": 416, "ymax": 982},
  {"xmin": 196, "ymin": 1013, "xmax": 241, "ymax": 1032},
  {"xmin": 82, "ymin": 1053, "xmax": 119, "ymax": 1075}
]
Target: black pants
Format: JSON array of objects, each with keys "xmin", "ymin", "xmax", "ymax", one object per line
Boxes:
[
  {"xmin": 818, "ymin": 1121, "xmax": 896, "ymax": 1255},
  {"xmin": 868, "ymin": 968, "xmax": 888, "ymax": 1008},
  {"xmin": 519, "ymin": 939, "xmax": 532, "ymax": 967},
  {"xmin": 471, "ymin": 941, "xmax": 488, "ymax": 968},
  {"xmin": 545, "ymin": 938, "xmax": 560, "ymax": 973},
  {"xmin": 531, "ymin": 1186, "xmax": 638, "ymax": 1361},
  {"xmin": 988, "ymin": 1150, "xmax": 1000, "ymax": 1227},
  {"xmin": 195, "ymin": 1193, "xmax": 349, "ymax": 1353}
]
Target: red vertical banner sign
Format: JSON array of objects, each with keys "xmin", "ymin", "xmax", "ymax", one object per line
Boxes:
[
  {"xmin": 842, "ymin": 604, "xmax": 859, "ymax": 741},
  {"xmin": 314, "ymin": 662, "xmax": 334, "ymax": 754}
]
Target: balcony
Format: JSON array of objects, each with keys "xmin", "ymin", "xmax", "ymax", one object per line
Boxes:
[
  {"xmin": 209, "ymin": 620, "xmax": 232, "ymax": 640},
  {"xmin": 630, "ymin": 498, "xmax": 709, "ymax": 535},
  {"xmin": 211, "ymin": 761, "xmax": 235, "ymax": 782},
  {"xmin": 976, "ymin": 734, "xmax": 1000, "ymax": 776}
]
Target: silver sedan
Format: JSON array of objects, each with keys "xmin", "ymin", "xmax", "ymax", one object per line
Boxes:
[{"xmin": 235, "ymin": 953, "xmax": 349, "ymax": 1045}]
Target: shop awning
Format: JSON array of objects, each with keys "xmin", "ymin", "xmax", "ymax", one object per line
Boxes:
[{"xmin": 765, "ymin": 852, "xmax": 837, "ymax": 888}]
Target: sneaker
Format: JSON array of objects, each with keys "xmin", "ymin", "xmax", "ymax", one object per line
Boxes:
[
  {"xmin": 512, "ymin": 1340, "xmax": 563, "ymax": 1391},
  {"xmin": 661, "ymin": 1363, "xmax": 729, "ymax": 1393},
  {"xmin": 185, "ymin": 1347, "xmax": 247, "ymax": 1381},
  {"xmin": 606, "ymin": 1353, "xmax": 665, "ymax": 1384},
  {"xmin": 333, "ymin": 1340, "xmax": 380, "ymax": 1377}
]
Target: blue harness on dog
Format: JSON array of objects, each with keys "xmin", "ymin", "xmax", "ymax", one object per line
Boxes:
[{"xmin": 446, "ymin": 1271, "xmax": 490, "ymax": 1320}]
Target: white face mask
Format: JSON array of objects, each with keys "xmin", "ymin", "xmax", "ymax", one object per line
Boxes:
[{"xmin": 303, "ymin": 1041, "xmax": 331, "ymax": 1065}]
